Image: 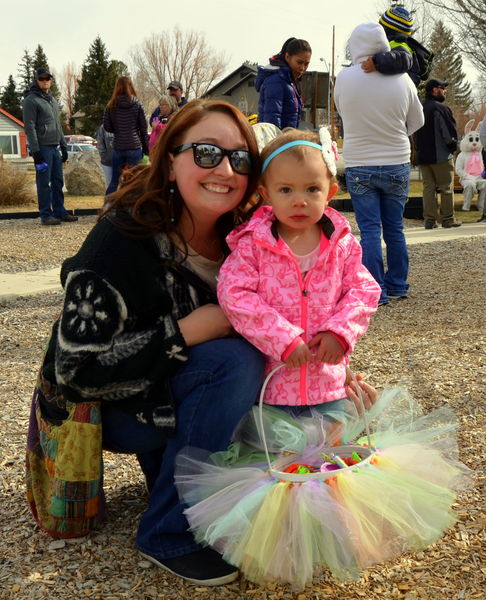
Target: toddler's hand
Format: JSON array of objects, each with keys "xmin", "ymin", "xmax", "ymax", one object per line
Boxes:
[
  {"xmin": 361, "ymin": 57, "xmax": 376, "ymax": 73},
  {"xmin": 285, "ymin": 341, "xmax": 312, "ymax": 368},
  {"xmin": 308, "ymin": 332, "xmax": 344, "ymax": 364}
]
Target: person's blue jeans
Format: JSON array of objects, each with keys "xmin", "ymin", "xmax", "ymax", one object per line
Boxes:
[
  {"xmin": 106, "ymin": 148, "xmax": 143, "ymax": 195},
  {"xmin": 345, "ymin": 164, "xmax": 410, "ymax": 304},
  {"xmin": 36, "ymin": 145, "xmax": 69, "ymax": 221},
  {"xmin": 102, "ymin": 338, "xmax": 264, "ymax": 560}
]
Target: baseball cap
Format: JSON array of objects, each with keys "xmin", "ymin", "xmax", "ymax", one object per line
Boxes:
[
  {"xmin": 35, "ymin": 67, "xmax": 53, "ymax": 80},
  {"xmin": 167, "ymin": 81, "xmax": 183, "ymax": 91},
  {"xmin": 425, "ymin": 78, "xmax": 448, "ymax": 93}
]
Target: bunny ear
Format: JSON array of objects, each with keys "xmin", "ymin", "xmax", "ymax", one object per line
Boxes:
[
  {"xmin": 318, "ymin": 127, "xmax": 337, "ymax": 176},
  {"xmin": 464, "ymin": 120, "xmax": 475, "ymax": 135}
]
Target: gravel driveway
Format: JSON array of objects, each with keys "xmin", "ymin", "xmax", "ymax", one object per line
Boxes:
[{"xmin": 0, "ymin": 215, "xmax": 484, "ymax": 600}]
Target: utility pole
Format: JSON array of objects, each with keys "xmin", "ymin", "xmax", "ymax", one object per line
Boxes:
[{"xmin": 330, "ymin": 25, "xmax": 335, "ymax": 139}]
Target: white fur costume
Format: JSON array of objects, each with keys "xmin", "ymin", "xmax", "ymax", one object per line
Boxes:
[{"xmin": 455, "ymin": 119, "xmax": 486, "ymax": 212}]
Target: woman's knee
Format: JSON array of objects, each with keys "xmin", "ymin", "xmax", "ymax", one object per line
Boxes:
[{"xmin": 189, "ymin": 338, "xmax": 263, "ymax": 376}]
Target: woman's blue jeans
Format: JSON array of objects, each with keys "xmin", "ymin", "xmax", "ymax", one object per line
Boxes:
[
  {"xmin": 346, "ymin": 164, "xmax": 410, "ymax": 304},
  {"xmin": 106, "ymin": 148, "xmax": 143, "ymax": 195},
  {"xmin": 102, "ymin": 338, "xmax": 264, "ymax": 560}
]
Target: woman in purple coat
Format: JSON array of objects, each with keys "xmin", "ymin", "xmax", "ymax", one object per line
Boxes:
[{"xmin": 255, "ymin": 37, "xmax": 312, "ymax": 129}]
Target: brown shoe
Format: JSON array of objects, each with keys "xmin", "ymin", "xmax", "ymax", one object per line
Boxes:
[
  {"xmin": 41, "ymin": 217, "xmax": 61, "ymax": 226},
  {"xmin": 61, "ymin": 214, "xmax": 79, "ymax": 222},
  {"xmin": 442, "ymin": 220, "xmax": 462, "ymax": 228}
]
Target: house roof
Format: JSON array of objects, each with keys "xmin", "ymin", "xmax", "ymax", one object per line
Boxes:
[
  {"xmin": 0, "ymin": 107, "xmax": 24, "ymax": 127},
  {"xmin": 205, "ymin": 64, "xmax": 258, "ymax": 97}
]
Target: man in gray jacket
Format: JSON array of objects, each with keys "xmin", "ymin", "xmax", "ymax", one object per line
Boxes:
[{"xmin": 22, "ymin": 67, "xmax": 77, "ymax": 225}]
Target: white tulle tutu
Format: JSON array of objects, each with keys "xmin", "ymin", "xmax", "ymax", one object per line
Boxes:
[{"xmin": 175, "ymin": 386, "xmax": 470, "ymax": 587}]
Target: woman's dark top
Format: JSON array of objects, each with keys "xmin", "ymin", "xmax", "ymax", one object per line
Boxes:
[{"xmin": 103, "ymin": 95, "xmax": 149, "ymax": 155}]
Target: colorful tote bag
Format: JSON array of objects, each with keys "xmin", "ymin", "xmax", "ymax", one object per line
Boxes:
[{"xmin": 26, "ymin": 377, "xmax": 105, "ymax": 538}]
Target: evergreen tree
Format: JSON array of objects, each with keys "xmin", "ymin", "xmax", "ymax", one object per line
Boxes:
[
  {"xmin": 17, "ymin": 50, "xmax": 33, "ymax": 92},
  {"xmin": 74, "ymin": 37, "xmax": 128, "ymax": 135},
  {"xmin": 0, "ymin": 75, "xmax": 22, "ymax": 120},
  {"xmin": 32, "ymin": 44, "xmax": 60, "ymax": 99},
  {"xmin": 428, "ymin": 21, "xmax": 472, "ymax": 111}
]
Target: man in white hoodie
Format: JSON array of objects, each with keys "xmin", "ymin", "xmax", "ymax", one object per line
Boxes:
[{"xmin": 334, "ymin": 23, "xmax": 424, "ymax": 306}]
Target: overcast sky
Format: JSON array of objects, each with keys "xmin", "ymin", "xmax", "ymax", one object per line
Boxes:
[{"xmin": 0, "ymin": 0, "xmax": 478, "ymax": 91}]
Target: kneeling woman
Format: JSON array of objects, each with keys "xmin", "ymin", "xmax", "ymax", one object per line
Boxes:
[{"xmin": 26, "ymin": 99, "xmax": 264, "ymax": 586}]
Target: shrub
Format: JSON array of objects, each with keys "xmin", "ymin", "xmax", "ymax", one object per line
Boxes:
[{"xmin": 0, "ymin": 156, "xmax": 36, "ymax": 207}]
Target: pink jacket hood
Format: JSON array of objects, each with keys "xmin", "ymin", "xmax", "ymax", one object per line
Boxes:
[
  {"xmin": 226, "ymin": 205, "xmax": 352, "ymax": 252},
  {"xmin": 218, "ymin": 205, "xmax": 381, "ymax": 406}
]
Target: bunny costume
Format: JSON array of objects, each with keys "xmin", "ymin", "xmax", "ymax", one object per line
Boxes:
[
  {"xmin": 217, "ymin": 205, "xmax": 381, "ymax": 406},
  {"xmin": 455, "ymin": 120, "xmax": 486, "ymax": 212}
]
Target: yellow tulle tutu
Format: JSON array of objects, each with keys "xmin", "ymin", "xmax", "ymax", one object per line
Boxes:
[{"xmin": 175, "ymin": 386, "xmax": 471, "ymax": 588}]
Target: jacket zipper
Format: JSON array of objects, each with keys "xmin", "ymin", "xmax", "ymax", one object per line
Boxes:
[{"xmin": 298, "ymin": 265, "xmax": 313, "ymax": 405}]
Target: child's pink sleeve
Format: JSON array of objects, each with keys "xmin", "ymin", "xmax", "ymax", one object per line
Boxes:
[{"xmin": 217, "ymin": 234, "xmax": 304, "ymax": 361}]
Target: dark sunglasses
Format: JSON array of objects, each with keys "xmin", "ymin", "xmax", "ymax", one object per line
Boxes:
[
  {"xmin": 171, "ymin": 143, "xmax": 251, "ymax": 175},
  {"xmin": 37, "ymin": 77, "xmax": 51, "ymax": 81}
]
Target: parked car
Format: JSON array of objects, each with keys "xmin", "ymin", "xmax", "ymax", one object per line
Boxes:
[
  {"xmin": 64, "ymin": 135, "xmax": 97, "ymax": 146},
  {"xmin": 65, "ymin": 143, "xmax": 98, "ymax": 161}
]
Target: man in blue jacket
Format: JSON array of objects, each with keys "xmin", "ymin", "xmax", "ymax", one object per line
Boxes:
[{"xmin": 22, "ymin": 68, "xmax": 77, "ymax": 226}]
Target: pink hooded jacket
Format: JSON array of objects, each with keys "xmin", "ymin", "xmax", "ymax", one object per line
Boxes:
[{"xmin": 217, "ymin": 206, "xmax": 381, "ymax": 406}]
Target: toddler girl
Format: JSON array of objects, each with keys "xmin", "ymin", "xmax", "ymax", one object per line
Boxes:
[{"xmin": 217, "ymin": 128, "xmax": 381, "ymax": 415}]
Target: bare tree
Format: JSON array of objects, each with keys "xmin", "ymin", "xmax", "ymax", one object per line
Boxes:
[
  {"xmin": 131, "ymin": 69, "xmax": 160, "ymax": 114},
  {"xmin": 417, "ymin": 0, "xmax": 486, "ymax": 76},
  {"xmin": 58, "ymin": 62, "xmax": 80, "ymax": 122},
  {"xmin": 129, "ymin": 27, "xmax": 228, "ymax": 101}
]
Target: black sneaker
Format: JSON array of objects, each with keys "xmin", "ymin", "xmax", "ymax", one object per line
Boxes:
[
  {"xmin": 61, "ymin": 214, "xmax": 79, "ymax": 222},
  {"xmin": 139, "ymin": 548, "xmax": 239, "ymax": 586},
  {"xmin": 442, "ymin": 220, "xmax": 462, "ymax": 228},
  {"xmin": 424, "ymin": 221, "xmax": 437, "ymax": 229},
  {"xmin": 388, "ymin": 293, "xmax": 408, "ymax": 300}
]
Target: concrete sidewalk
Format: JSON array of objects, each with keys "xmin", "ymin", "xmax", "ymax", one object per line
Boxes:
[{"xmin": 1, "ymin": 222, "xmax": 485, "ymax": 303}]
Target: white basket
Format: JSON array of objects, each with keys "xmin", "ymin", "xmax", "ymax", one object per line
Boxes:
[{"xmin": 257, "ymin": 365, "xmax": 377, "ymax": 482}]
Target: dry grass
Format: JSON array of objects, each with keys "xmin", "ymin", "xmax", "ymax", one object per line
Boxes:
[{"xmin": 0, "ymin": 159, "xmax": 36, "ymax": 207}]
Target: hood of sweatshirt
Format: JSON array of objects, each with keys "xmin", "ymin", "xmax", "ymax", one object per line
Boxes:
[
  {"xmin": 349, "ymin": 23, "xmax": 390, "ymax": 64},
  {"xmin": 23, "ymin": 81, "xmax": 52, "ymax": 101}
]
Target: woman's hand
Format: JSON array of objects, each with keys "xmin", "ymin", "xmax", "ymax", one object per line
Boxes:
[
  {"xmin": 178, "ymin": 304, "xmax": 234, "ymax": 346},
  {"xmin": 345, "ymin": 369, "xmax": 378, "ymax": 413}
]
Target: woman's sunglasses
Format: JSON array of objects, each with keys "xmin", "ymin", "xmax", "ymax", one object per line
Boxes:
[{"xmin": 171, "ymin": 143, "xmax": 251, "ymax": 175}]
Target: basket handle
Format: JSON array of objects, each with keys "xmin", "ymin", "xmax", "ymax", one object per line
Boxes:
[{"xmin": 257, "ymin": 364, "xmax": 373, "ymax": 472}]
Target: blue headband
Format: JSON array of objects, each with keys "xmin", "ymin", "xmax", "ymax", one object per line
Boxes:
[{"xmin": 261, "ymin": 140, "xmax": 322, "ymax": 173}]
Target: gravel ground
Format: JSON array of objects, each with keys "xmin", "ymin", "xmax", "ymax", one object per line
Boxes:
[{"xmin": 0, "ymin": 215, "xmax": 485, "ymax": 600}]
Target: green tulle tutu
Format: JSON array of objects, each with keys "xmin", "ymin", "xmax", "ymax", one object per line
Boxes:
[{"xmin": 175, "ymin": 387, "xmax": 471, "ymax": 588}]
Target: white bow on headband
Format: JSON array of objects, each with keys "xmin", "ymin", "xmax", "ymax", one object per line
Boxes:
[{"xmin": 318, "ymin": 127, "xmax": 339, "ymax": 177}]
